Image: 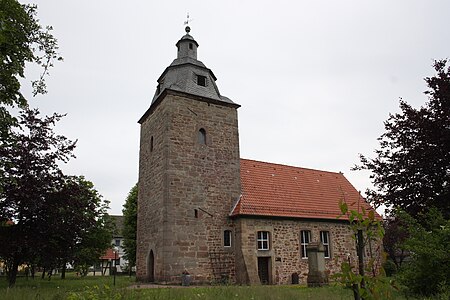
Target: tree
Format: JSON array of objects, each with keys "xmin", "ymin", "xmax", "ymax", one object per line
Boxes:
[
  {"xmin": 122, "ymin": 184, "xmax": 137, "ymax": 272},
  {"xmin": 382, "ymin": 217, "xmax": 408, "ymax": 272},
  {"xmin": 356, "ymin": 60, "xmax": 450, "ymax": 219},
  {"xmin": 0, "ymin": 0, "xmax": 61, "ymax": 135},
  {"xmin": 397, "ymin": 208, "xmax": 449, "ymax": 297},
  {"xmin": 41, "ymin": 175, "xmax": 112, "ymax": 279},
  {"xmin": 0, "ymin": 108, "xmax": 75, "ymax": 287},
  {"xmin": 334, "ymin": 200, "xmax": 393, "ymax": 300},
  {"xmin": 73, "ymin": 212, "xmax": 113, "ymax": 277},
  {"xmin": 0, "ymin": 1, "xmax": 112, "ymax": 285}
]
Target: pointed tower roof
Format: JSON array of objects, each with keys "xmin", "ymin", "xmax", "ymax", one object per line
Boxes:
[{"xmin": 139, "ymin": 26, "xmax": 239, "ymax": 123}]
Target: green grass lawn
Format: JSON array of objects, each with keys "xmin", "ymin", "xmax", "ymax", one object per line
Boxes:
[
  {"xmin": 130, "ymin": 285, "xmax": 355, "ymax": 300},
  {"xmin": 0, "ymin": 273, "xmax": 414, "ymax": 300},
  {"xmin": 1, "ymin": 273, "xmax": 133, "ymax": 300}
]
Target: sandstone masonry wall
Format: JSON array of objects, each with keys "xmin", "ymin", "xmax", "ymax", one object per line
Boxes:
[
  {"xmin": 235, "ymin": 217, "xmax": 380, "ymax": 285},
  {"xmin": 137, "ymin": 91, "xmax": 241, "ymax": 284},
  {"xmin": 136, "ymin": 96, "xmax": 170, "ymax": 282}
]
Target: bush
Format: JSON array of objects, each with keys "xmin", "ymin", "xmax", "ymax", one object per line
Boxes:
[
  {"xmin": 382, "ymin": 259, "xmax": 397, "ymax": 277},
  {"xmin": 66, "ymin": 284, "xmax": 124, "ymax": 300},
  {"xmin": 397, "ymin": 209, "xmax": 450, "ymax": 297}
]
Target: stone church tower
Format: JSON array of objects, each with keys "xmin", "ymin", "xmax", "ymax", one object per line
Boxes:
[{"xmin": 136, "ymin": 26, "xmax": 241, "ymax": 283}]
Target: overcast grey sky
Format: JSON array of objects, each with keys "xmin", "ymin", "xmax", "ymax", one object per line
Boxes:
[{"xmin": 21, "ymin": 0, "xmax": 449, "ymax": 215}]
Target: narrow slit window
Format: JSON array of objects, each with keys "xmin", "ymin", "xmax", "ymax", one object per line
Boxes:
[
  {"xmin": 224, "ymin": 230, "xmax": 232, "ymax": 247},
  {"xmin": 150, "ymin": 136, "xmax": 154, "ymax": 152},
  {"xmin": 198, "ymin": 128, "xmax": 206, "ymax": 145},
  {"xmin": 189, "ymin": 43, "xmax": 193, "ymax": 50},
  {"xmin": 194, "ymin": 209, "xmax": 198, "ymax": 218},
  {"xmin": 197, "ymin": 75, "xmax": 207, "ymax": 86}
]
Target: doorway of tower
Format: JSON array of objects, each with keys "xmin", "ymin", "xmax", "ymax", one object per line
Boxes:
[
  {"xmin": 257, "ymin": 257, "xmax": 270, "ymax": 284},
  {"xmin": 148, "ymin": 250, "xmax": 154, "ymax": 282}
]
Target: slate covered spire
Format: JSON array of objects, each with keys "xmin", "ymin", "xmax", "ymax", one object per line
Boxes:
[
  {"xmin": 150, "ymin": 26, "xmax": 236, "ymax": 106},
  {"xmin": 176, "ymin": 26, "xmax": 198, "ymax": 60}
]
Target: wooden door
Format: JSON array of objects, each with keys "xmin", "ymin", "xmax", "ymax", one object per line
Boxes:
[{"xmin": 257, "ymin": 257, "xmax": 270, "ymax": 284}]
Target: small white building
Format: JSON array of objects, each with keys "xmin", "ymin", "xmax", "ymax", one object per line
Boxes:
[{"xmin": 110, "ymin": 215, "xmax": 129, "ymax": 273}]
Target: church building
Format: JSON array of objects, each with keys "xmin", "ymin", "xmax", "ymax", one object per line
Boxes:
[{"xmin": 136, "ymin": 26, "xmax": 380, "ymax": 285}]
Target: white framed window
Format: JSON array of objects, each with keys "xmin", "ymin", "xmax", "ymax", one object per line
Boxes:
[
  {"xmin": 224, "ymin": 230, "xmax": 232, "ymax": 247},
  {"xmin": 257, "ymin": 231, "xmax": 270, "ymax": 250},
  {"xmin": 115, "ymin": 239, "xmax": 121, "ymax": 246},
  {"xmin": 300, "ymin": 230, "xmax": 311, "ymax": 259},
  {"xmin": 320, "ymin": 231, "xmax": 331, "ymax": 258}
]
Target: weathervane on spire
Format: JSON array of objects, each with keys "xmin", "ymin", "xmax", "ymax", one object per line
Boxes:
[{"xmin": 184, "ymin": 13, "xmax": 193, "ymax": 33}]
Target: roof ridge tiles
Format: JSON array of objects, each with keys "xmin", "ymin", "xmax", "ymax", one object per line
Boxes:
[
  {"xmin": 240, "ymin": 158, "xmax": 343, "ymax": 175},
  {"xmin": 242, "ymin": 205, "xmax": 340, "ymax": 215}
]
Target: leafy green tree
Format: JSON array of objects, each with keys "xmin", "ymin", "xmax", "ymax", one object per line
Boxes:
[
  {"xmin": 122, "ymin": 184, "xmax": 137, "ymax": 272},
  {"xmin": 41, "ymin": 176, "xmax": 112, "ymax": 279},
  {"xmin": 397, "ymin": 208, "xmax": 449, "ymax": 297},
  {"xmin": 0, "ymin": 1, "xmax": 112, "ymax": 285},
  {"xmin": 73, "ymin": 212, "xmax": 113, "ymax": 277},
  {"xmin": 335, "ymin": 201, "xmax": 393, "ymax": 300},
  {"xmin": 0, "ymin": 108, "xmax": 75, "ymax": 287},
  {"xmin": 355, "ymin": 60, "xmax": 450, "ymax": 219},
  {"xmin": 0, "ymin": 0, "xmax": 61, "ymax": 135},
  {"xmin": 382, "ymin": 218, "xmax": 408, "ymax": 272},
  {"xmin": 354, "ymin": 60, "xmax": 449, "ymax": 298}
]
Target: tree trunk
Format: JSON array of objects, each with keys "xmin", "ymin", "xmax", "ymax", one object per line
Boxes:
[
  {"xmin": 41, "ymin": 267, "xmax": 46, "ymax": 279},
  {"xmin": 357, "ymin": 229, "xmax": 365, "ymax": 300},
  {"xmin": 31, "ymin": 264, "xmax": 35, "ymax": 279},
  {"xmin": 7, "ymin": 260, "xmax": 19, "ymax": 288},
  {"xmin": 352, "ymin": 284, "xmax": 360, "ymax": 300},
  {"xmin": 61, "ymin": 263, "xmax": 66, "ymax": 279}
]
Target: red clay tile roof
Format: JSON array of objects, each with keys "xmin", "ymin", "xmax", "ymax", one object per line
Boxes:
[{"xmin": 231, "ymin": 159, "xmax": 380, "ymax": 221}]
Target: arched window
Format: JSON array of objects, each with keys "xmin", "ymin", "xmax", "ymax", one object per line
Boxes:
[
  {"xmin": 148, "ymin": 250, "xmax": 154, "ymax": 282},
  {"xmin": 224, "ymin": 230, "xmax": 232, "ymax": 247},
  {"xmin": 198, "ymin": 128, "xmax": 206, "ymax": 145}
]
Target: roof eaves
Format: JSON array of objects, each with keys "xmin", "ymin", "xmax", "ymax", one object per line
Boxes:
[
  {"xmin": 157, "ymin": 62, "xmax": 217, "ymax": 82},
  {"xmin": 229, "ymin": 195, "xmax": 242, "ymax": 216},
  {"xmin": 231, "ymin": 213, "xmax": 352, "ymax": 224},
  {"xmin": 138, "ymin": 89, "xmax": 240, "ymax": 124}
]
